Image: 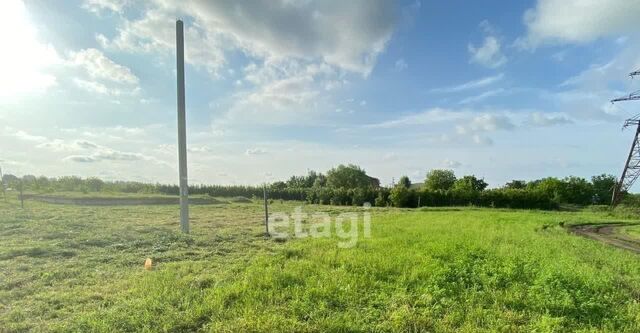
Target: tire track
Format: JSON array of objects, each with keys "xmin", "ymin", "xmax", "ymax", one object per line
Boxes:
[{"xmin": 569, "ymin": 223, "xmax": 640, "ymax": 254}]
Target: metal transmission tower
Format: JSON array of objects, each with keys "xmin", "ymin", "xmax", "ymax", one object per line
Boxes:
[{"xmin": 610, "ymin": 70, "xmax": 640, "ymax": 205}]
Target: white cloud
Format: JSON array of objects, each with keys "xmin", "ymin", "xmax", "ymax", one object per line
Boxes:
[
  {"xmin": 549, "ymin": 90, "xmax": 621, "ymax": 121},
  {"xmin": 99, "ymin": 0, "xmax": 396, "ymax": 77},
  {"xmin": 36, "ymin": 139, "xmax": 100, "ymax": 152},
  {"xmin": 364, "ymin": 107, "xmax": 519, "ymax": 147},
  {"xmin": 98, "ymin": 9, "xmax": 226, "ymax": 76},
  {"xmin": 73, "ymin": 78, "xmax": 110, "ymax": 95},
  {"xmin": 245, "ymin": 148, "xmax": 268, "ymax": 156},
  {"xmin": 72, "ymin": 78, "xmax": 139, "ymax": 97},
  {"xmin": 395, "ymin": 58, "xmax": 408, "ymax": 71},
  {"xmin": 550, "ymin": 42, "xmax": 640, "ymax": 121},
  {"xmin": 365, "ymin": 108, "xmax": 467, "ymax": 129},
  {"xmin": 226, "ymin": 72, "xmax": 320, "ymax": 125},
  {"xmin": 457, "ymin": 114, "xmax": 515, "ymax": 134},
  {"xmin": 431, "ymin": 73, "xmax": 504, "ymax": 93},
  {"xmin": 82, "ymin": 0, "xmax": 129, "ymax": 14},
  {"xmin": 468, "ymin": 36, "xmax": 507, "ymax": 68},
  {"xmin": 70, "ymin": 48, "xmax": 138, "ymax": 84},
  {"xmin": 367, "ymin": 108, "xmax": 514, "ymax": 132},
  {"xmin": 442, "ymin": 159, "xmax": 461, "ymax": 168},
  {"xmin": 188, "ymin": 146, "xmax": 211, "ymax": 153},
  {"xmin": 63, "ymin": 155, "xmax": 98, "ymax": 163},
  {"xmin": 212, "ymin": 60, "xmax": 349, "ymax": 129},
  {"xmin": 95, "ymin": 1, "xmax": 398, "ymax": 131},
  {"xmin": 13, "ymin": 130, "xmax": 48, "ymax": 143},
  {"xmin": 184, "ymin": 0, "xmax": 396, "ymax": 76},
  {"xmin": 364, "ymin": 106, "xmax": 554, "ymax": 148},
  {"xmin": 459, "ymin": 88, "xmax": 506, "ymax": 105},
  {"xmin": 472, "ymin": 134, "xmax": 493, "ymax": 146},
  {"xmin": 0, "ymin": 125, "xmax": 181, "ymax": 182},
  {"xmin": 68, "ymin": 48, "xmax": 140, "ymax": 98},
  {"xmin": 528, "ymin": 112, "xmax": 573, "ymax": 127},
  {"xmin": 467, "ymin": 20, "xmax": 506, "ymax": 68},
  {"xmin": 62, "ymin": 144, "xmax": 165, "ymax": 164},
  {"xmin": 382, "ymin": 152, "xmax": 398, "ymax": 161},
  {"xmin": 1, "ymin": 127, "xmax": 169, "ymax": 167},
  {"xmin": 518, "ymin": 0, "xmax": 640, "ymax": 48},
  {"xmin": 92, "ymin": 150, "xmax": 145, "ymax": 161},
  {"xmin": 560, "ymin": 60, "xmax": 619, "ymax": 90}
]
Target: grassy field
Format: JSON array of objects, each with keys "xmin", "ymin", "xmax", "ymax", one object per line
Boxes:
[
  {"xmin": 2, "ymin": 195, "xmax": 640, "ymax": 332},
  {"xmin": 619, "ymin": 224, "xmax": 640, "ymax": 240}
]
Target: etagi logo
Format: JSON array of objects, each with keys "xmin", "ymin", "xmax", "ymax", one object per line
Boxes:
[{"xmin": 268, "ymin": 203, "xmax": 372, "ymax": 248}]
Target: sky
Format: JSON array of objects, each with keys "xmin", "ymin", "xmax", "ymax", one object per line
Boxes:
[{"xmin": 1, "ymin": 0, "xmax": 640, "ymax": 188}]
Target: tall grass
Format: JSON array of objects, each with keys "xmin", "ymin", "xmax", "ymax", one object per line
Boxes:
[{"xmin": 1, "ymin": 196, "xmax": 640, "ymax": 331}]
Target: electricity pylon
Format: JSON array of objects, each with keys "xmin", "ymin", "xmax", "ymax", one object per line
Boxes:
[{"xmin": 610, "ymin": 70, "xmax": 640, "ymax": 205}]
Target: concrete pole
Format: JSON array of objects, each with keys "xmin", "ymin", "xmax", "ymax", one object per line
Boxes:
[
  {"xmin": 263, "ymin": 183, "xmax": 269, "ymax": 236},
  {"xmin": 0, "ymin": 166, "xmax": 5, "ymax": 201},
  {"xmin": 176, "ymin": 20, "xmax": 189, "ymax": 233},
  {"xmin": 19, "ymin": 180, "xmax": 23, "ymax": 209}
]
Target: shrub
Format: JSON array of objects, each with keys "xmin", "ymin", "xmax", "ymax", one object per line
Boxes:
[{"xmin": 390, "ymin": 185, "xmax": 412, "ymax": 208}]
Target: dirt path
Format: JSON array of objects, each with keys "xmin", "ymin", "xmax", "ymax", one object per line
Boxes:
[
  {"xmin": 22, "ymin": 195, "xmax": 226, "ymax": 206},
  {"xmin": 569, "ymin": 223, "xmax": 640, "ymax": 254}
]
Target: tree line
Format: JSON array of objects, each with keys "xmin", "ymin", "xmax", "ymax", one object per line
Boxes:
[{"xmin": 1, "ymin": 164, "xmax": 622, "ymax": 209}]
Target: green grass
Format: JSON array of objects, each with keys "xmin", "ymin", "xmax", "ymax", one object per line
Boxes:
[
  {"xmin": 618, "ymin": 224, "xmax": 640, "ymax": 240},
  {"xmin": 2, "ymin": 195, "xmax": 640, "ymax": 332}
]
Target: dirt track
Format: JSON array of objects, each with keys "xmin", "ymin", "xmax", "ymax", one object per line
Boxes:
[
  {"xmin": 569, "ymin": 223, "xmax": 640, "ymax": 254},
  {"xmin": 22, "ymin": 195, "xmax": 225, "ymax": 206}
]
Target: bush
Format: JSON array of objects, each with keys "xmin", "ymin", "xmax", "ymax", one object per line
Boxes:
[
  {"xmin": 424, "ymin": 169, "xmax": 456, "ymax": 191},
  {"xmin": 375, "ymin": 189, "xmax": 389, "ymax": 207},
  {"xmin": 389, "ymin": 185, "xmax": 411, "ymax": 208},
  {"xmin": 6, "ymin": 169, "xmax": 602, "ymax": 211}
]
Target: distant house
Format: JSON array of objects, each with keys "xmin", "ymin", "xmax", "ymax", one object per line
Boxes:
[
  {"xmin": 368, "ymin": 176, "xmax": 381, "ymax": 188},
  {"xmin": 410, "ymin": 182, "xmax": 424, "ymax": 189}
]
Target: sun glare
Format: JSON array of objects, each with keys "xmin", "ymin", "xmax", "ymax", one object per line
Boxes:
[{"xmin": 0, "ymin": 0, "xmax": 59, "ymax": 98}]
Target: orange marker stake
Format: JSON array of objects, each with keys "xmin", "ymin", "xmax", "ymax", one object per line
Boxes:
[{"xmin": 144, "ymin": 258, "xmax": 153, "ymax": 271}]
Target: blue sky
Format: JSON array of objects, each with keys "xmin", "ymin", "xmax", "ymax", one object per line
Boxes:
[{"xmin": 1, "ymin": 0, "xmax": 640, "ymax": 187}]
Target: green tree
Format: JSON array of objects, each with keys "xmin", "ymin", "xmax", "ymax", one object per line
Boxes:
[
  {"xmin": 303, "ymin": 171, "xmax": 323, "ymax": 188},
  {"xmin": 389, "ymin": 185, "xmax": 411, "ymax": 207},
  {"xmin": 2, "ymin": 174, "xmax": 19, "ymax": 189},
  {"xmin": 591, "ymin": 174, "xmax": 616, "ymax": 205},
  {"xmin": 312, "ymin": 174, "xmax": 327, "ymax": 187},
  {"xmin": 285, "ymin": 171, "xmax": 324, "ymax": 188},
  {"xmin": 453, "ymin": 175, "xmax": 488, "ymax": 192},
  {"xmin": 86, "ymin": 177, "xmax": 104, "ymax": 192},
  {"xmin": 375, "ymin": 191, "xmax": 388, "ymax": 207},
  {"xmin": 528, "ymin": 177, "xmax": 564, "ymax": 202},
  {"xmin": 270, "ymin": 181, "xmax": 287, "ymax": 191},
  {"xmin": 529, "ymin": 177, "xmax": 594, "ymax": 205},
  {"xmin": 286, "ymin": 175, "xmax": 306, "ymax": 188},
  {"xmin": 424, "ymin": 169, "xmax": 456, "ymax": 191},
  {"xmin": 504, "ymin": 180, "xmax": 526, "ymax": 189},
  {"xmin": 398, "ymin": 176, "xmax": 411, "ymax": 189},
  {"xmin": 33, "ymin": 176, "xmax": 50, "ymax": 191},
  {"xmin": 561, "ymin": 176, "xmax": 594, "ymax": 205},
  {"xmin": 326, "ymin": 164, "xmax": 371, "ymax": 189}
]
